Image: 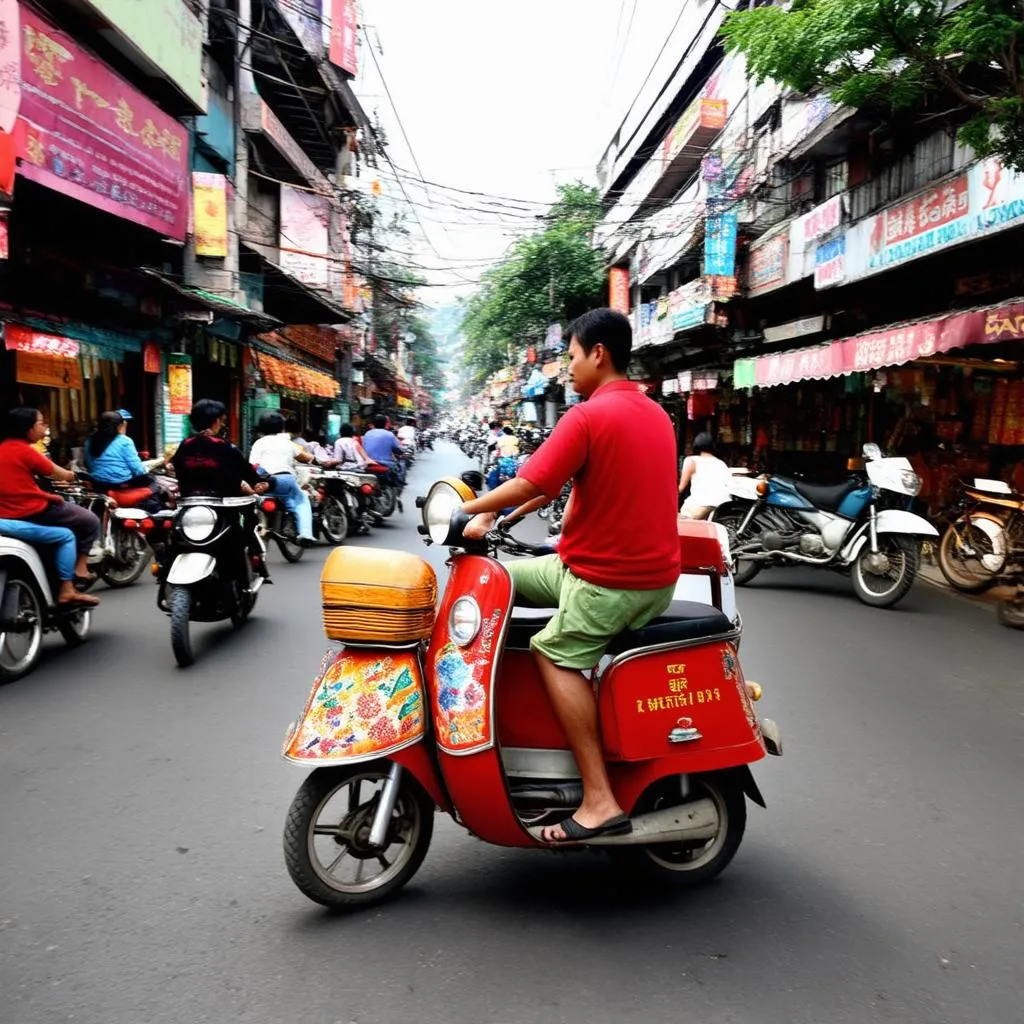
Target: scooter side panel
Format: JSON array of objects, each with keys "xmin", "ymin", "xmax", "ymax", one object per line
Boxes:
[
  {"xmin": 599, "ymin": 637, "xmax": 765, "ymax": 767},
  {"xmin": 429, "ymin": 553, "xmax": 540, "ymax": 848},
  {"xmin": 282, "ymin": 647, "xmax": 427, "ymax": 766},
  {"xmin": 494, "ymin": 649, "xmax": 566, "ymax": 749}
]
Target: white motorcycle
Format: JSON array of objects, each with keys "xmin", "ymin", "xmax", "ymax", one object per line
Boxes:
[{"xmin": 711, "ymin": 444, "xmax": 939, "ymax": 608}]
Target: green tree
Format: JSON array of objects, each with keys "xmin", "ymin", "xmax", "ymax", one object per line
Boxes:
[
  {"xmin": 462, "ymin": 182, "xmax": 606, "ymax": 385},
  {"xmin": 721, "ymin": 0, "xmax": 1024, "ymax": 171}
]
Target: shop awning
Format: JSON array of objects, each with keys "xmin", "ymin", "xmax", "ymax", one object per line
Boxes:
[
  {"xmin": 256, "ymin": 351, "xmax": 339, "ymax": 398},
  {"xmin": 734, "ymin": 299, "xmax": 1024, "ymax": 389},
  {"xmin": 139, "ymin": 268, "xmax": 280, "ymax": 329}
]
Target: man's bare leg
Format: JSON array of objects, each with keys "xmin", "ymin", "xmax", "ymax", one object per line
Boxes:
[{"xmin": 534, "ymin": 652, "xmax": 625, "ymax": 840}]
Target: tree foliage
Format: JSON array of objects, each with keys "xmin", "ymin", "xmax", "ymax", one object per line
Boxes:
[
  {"xmin": 461, "ymin": 183, "xmax": 606, "ymax": 384},
  {"xmin": 721, "ymin": 0, "xmax": 1024, "ymax": 171}
]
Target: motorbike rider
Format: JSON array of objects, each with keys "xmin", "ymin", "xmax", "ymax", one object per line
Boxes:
[
  {"xmin": 397, "ymin": 418, "xmax": 417, "ymax": 449},
  {"xmin": 249, "ymin": 412, "xmax": 316, "ymax": 544},
  {"xmin": 678, "ymin": 432, "xmax": 731, "ymax": 521},
  {"xmin": 331, "ymin": 423, "xmax": 370, "ymax": 469},
  {"xmin": 84, "ymin": 410, "xmax": 162, "ymax": 510},
  {"xmin": 0, "ymin": 406, "xmax": 101, "ymax": 605},
  {"xmin": 462, "ymin": 308, "xmax": 681, "ymax": 843},
  {"xmin": 363, "ymin": 415, "xmax": 407, "ymax": 486}
]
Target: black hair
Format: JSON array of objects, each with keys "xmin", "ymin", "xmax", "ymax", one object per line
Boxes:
[
  {"xmin": 86, "ymin": 410, "xmax": 124, "ymax": 459},
  {"xmin": 340, "ymin": 423, "xmax": 355, "ymax": 438},
  {"xmin": 503, "ymin": 426, "xmax": 514, "ymax": 435},
  {"xmin": 189, "ymin": 399, "xmax": 227, "ymax": 432},
  {"xmin": 373, "ymin": 415, "xmax": 387, "ymax": 429},
  {"xmin": 567, "ymin": 307, "xmax": 632, "ymax": 373},
  {"xmin": 258, "ymin": 412, "xmax": 286, "ymax": 435},
  {"xmin": 302, "ymin": 428, "xmax": 316, "ymax": 442},
  {"xmin": 489, "ymin": 420, "xmax": 500, "ymax": 430},
  {"xmin": 285, "ymin": 416, "xmax": 302, "ymax": 435},
  {"xmin": 693, "ymin": 432, "xmax": 716, "ymax": 454},
  {"xmin": 3, "ymin": 406, "xmax": 42, "ymax": 440}
]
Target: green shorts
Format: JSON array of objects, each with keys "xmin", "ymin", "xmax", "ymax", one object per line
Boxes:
[{"xmin": 507, "ymin": 554, "xmax": 676, "ymax": 670}]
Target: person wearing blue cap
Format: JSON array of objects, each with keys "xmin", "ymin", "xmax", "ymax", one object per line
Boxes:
[{"xmin": 84, "ymin": 410, "xmax": 157, "ymax": 503}]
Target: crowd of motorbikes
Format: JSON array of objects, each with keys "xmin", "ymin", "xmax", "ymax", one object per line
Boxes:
[{"xmin": 0, "ymin": 427, "xmax": 438, "ymax": 680}]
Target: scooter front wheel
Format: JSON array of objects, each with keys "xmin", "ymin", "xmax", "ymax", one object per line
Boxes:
[
  {"xmin": 283, "ymin": 763, "xmax": 434, "ymax": 910},
  {"xmin": 609, "ymin": 775, "xmax": 746, "ymax": 887},
  {"xmin": 169, "ymin": 585, "xmax": 195, "ymax": 667}
]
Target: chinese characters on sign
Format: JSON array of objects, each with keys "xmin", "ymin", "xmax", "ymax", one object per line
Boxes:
[
  {"xmin": 608, "ymin": 267, "xmax": 630, "ymax": 314},
  {"xmin": 192, "ymin": 172, "xmax": 228, "ymax": 257},
  {"xmin": 4, "ymin": 323, "xmax": 79, "ymax": 358},
  {"xmin": 814, "ymin": 236, "xmax": 845, "ymax": 289},
  {"xmin": 167, "ymin": 353, "xmax": 193, "ymax": 415},
  {"xmin": 17, "ymin": 9, "xmax": 189, "ymax": 238},
  {"xmin": 704, "ymin": 212, "xmax": 738, "ymax": 277},
  {"xmin": 747, "ymin": 233, "xmax": 788, "ymax": 295},
  {"xmin": 800, "ymin": 195, "xmax": 843, "ymax": 243},
  {"xmin": 330, "ymin": 0, "xmax": 358, "ymax": 76}
]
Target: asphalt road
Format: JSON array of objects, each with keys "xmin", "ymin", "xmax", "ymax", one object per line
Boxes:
[{"xmin": 2, "ymin": 443, "xmax": 1022, "ymax": 1024}]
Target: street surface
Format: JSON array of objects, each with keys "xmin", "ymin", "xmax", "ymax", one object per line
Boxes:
[{"xmin": 1, "ymin": 443, "xmax": 1022, "ymax": 1024}]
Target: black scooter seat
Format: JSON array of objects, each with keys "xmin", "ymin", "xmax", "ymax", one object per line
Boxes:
[
  {"xmin": 507, "ymin": 600, "xmax": 733, "ymax": 656},
  {"xmin": 778, "ymin": 475, "xmax": 859, "ymax": 512}
]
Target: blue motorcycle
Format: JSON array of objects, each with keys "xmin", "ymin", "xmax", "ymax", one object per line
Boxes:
[{"xmin": 711, "ymin": 444, "xmax": 939, "ymax": 608}]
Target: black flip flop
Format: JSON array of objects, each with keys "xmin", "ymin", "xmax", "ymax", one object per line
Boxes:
[
  {"xmin": 542, "ymin": 813, "xmax": 633, "ymax": 844},
  {"xmin": 73, "ymin": 575, "xmax": 97, "ymax": 591}
]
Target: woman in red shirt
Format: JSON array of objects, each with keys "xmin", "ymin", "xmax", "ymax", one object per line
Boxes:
[{"xmin": 0, "ymin": 407, "xmax": 101, "ymax": 605}]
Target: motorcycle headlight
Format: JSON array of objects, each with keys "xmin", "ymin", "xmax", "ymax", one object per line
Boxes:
[
  {"xmin": 900, "ymin": 470, "xmax": 922, "ymax": 496},
  {"xmin": 450, "ymin": 596, "xmax": 481, "ymax": 647},
  {"xmin": 421, "ymin": 478, "xmax": 474, "ymax": 544},
  {"xmin": 180, "ymin": 505, "xmax": 217, "ymax": 542}
]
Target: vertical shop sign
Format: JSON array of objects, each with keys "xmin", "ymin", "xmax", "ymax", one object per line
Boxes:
[
  {"xmin": 0, "ymin": 210, "xmax": 8, "ymax": 260},
  {"xmin": 192, "ymin": 172, "xmax": 228, "ymax": 256},
  {"xmin": 143, "ymin": 340, "xmax": 161, "ymax": 373},
  {"xmin": 608, "ymin": 267, "xmax": 630, "ymax": 314},
  {"xmin": 280, "ymin": 185, "xmax": 330, "ymax": 288},
  {"xmin": 330, "ymin": 0, "xmax": 358, "ymax": 76},
  {"xmin": 167, "ymin": 354, "xmax": 193, "ymax": 414},
  {"xmin": 747, "ymin": 232, "xmax": 789, "ymax": 295},
  {"xmin": 0, "ymin": 0, "xmax": 20, "ymax": 133},
  {"xmin": 705, "ymin": 211, "xmax": 738, "ymax": 276},
  {"xmin": 814, "ymin": 236, "xmax": 846, "ymax": 289}
]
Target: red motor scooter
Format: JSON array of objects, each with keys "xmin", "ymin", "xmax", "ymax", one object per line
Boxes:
[{"xmin": 281, "ymin": 477, "xmax": 782, "ymax": 909}]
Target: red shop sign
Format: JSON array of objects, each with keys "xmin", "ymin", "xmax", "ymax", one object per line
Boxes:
[
  {"xmin": 4, "ymin": 322, "xmax": 79, "ymax": 358},
  {"xmin": 16, "ymin": 9, "xmax": 189, "ymax": 239}
]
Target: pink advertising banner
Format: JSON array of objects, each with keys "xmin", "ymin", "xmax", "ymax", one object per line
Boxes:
[
  {"xmin": 15, "ymin": 8, "xmax": 189, "ymax": 238},
  {"xmin": 751, "ymin": 300, "xmax": 1024, "ymax": 387}
]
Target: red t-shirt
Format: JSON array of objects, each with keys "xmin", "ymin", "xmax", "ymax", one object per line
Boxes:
[
  {"xmin": 520, "ymin": 380, "xmax": 681, "ymax": 589},
  {"xmin": 0, "ymin": 439, "xmax": 61, "ymax": 517}
]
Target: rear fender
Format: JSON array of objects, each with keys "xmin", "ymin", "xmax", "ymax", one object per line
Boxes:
[{"xmin": 282, "ymin": 647, "xmax": 428, "ymax": 767}]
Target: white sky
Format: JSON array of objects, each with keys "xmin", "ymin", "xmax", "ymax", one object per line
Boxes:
[{"xmin": 354, "ymin": 0, "xmax": 688, "ymax": 305}]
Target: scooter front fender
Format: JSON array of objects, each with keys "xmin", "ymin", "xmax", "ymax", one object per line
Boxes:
[
  {"xmin": 283, "ymin": 647, "xmax": 428, "ymax": 767},
  {"xmin": 167, "ymin": 552, "xmax": 216, "ymax": 585},
  {"xmin": 875, "ymin": 508, "xmax": 939, "ymax": 538}
]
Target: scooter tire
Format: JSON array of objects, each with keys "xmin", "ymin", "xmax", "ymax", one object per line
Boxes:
[
  {"xmin": 169, "ymin": 585, "xmax": 195, "ymax": 667},
  {"xmin": 283, "ymin": 763, "xmax": 434, "ymax": 910},
  {"xmin": 712, "ymin": 507, "xmax": 762, "ymax": 586},
  {"xmin": 937, "ymin": 520, "xmax": 1001, "ymax": 593},
  {"xmin": 100, "ymin": 531, "xmax": 150, "ymax": 588},
  {"xmin": 608, "ymin": 775, "xmax": 746, "ymax": 888},
  {"xmin": 996, "ymin": 597, "xmax": 1024, "ymax": 629},
  {"xmin": 0, "ymin": 572, "xmax": 45, "ymax": 683},
  {"xmin": 277, "ymin": 514, "xmax": 305, "ymax": 563}
]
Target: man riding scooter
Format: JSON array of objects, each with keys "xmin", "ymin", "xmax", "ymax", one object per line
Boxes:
[{"xmin": 462, "ymin": 308, "xmax": 681, "ymax": 842}]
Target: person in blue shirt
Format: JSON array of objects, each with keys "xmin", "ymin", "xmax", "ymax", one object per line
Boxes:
[
  {"xmin": 84, "ymin": 410, "xmax": 157, "ymax": 501},
  {"xmin": 362, "ymin": 415, "xmax": 403, "ymax": 467}
]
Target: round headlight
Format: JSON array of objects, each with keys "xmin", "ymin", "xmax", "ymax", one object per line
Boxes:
[
  {"xmin": 900, "ymin": 470, "xmax": 923, "ymax": 496},
  {"xmin": 450, "ymin": 596, "xmax": 481, "ymax": 647},
  {"xmin": 423, "ymin": 481, "xmax": 465, "ymax": 544},
  {"xmin": 180, "ymin": 505, "xmax": 217, "ymax": 542}
]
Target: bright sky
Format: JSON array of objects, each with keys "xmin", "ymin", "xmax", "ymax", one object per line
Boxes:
[{"xmin": 355, "ymin": 0, "xmax": 689, "ymax": 304}]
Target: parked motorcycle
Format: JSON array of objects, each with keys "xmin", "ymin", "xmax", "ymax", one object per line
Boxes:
[
  {"xmin": 0, "ymin": 522, "xmax": 94, "ymax": 682},
  {"xmin": 712, "ymin": 443, "xmax": 938, "ymax": 608},
  {"xmin": 279, "ymin": 478, "xmax": 781, "ymax": 909},
  {"xmin": 938, "ymin": 477, "xmax": 1023, "ymax": 593},
  {"xmin": 148, "ymin": 494, "xmax": 272, "ymax": 667}
]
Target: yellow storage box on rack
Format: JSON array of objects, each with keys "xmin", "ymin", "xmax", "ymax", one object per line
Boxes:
[{"xmin": 320, "ymin": 547, "xmax": 438, "ymax": 643}]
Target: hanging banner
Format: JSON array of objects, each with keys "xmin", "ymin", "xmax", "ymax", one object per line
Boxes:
[
  {"xmin": 0, "ymin": 0, "xmax": 20, "ymax": 134},
  {"xmin": 329, "ymin": 0, "xmax": 358, "ymax": 76},
  {"xmin": 704, "ymin": 211, "xmax": 738, "ymax": 277},
  {"xmin": 608, "ymin": 266, "xmax": 630, "ymax": 314},
  {"xmin": 167, "ymin": 354, "xmax": 193, "ymax": 414},
  {"xmin": 16, "ymin": 8, "xmax": 189, "ymax": 239},
  {"xmin": 143, "ymin": 340, "xmax": 162, "ymax": 373},
  {"xmin": 192, "ymin": 172, "xmax": 228, "ymax": 257},
  {"xmin": 16, "ymin": 350, "xmax": 82, "ymax": 389}
]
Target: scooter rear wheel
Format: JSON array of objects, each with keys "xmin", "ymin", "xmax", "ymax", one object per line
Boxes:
[
  {"xmin": 0, "ymin": 573, "xmax": 45, "ymax": 683},
  {"xmin": 284, "ymin": 763, "xmax": 434, "ymax": 909},
  {"xmin": 609, "ymin": 775, "xmax": 746, "ymax": 887}
]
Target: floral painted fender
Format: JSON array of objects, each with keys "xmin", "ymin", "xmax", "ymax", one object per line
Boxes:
[{"xmin": 282, "ymin": 647, "xmax": 427, "ymax": 765}]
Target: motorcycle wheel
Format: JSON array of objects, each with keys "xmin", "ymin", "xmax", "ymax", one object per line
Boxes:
[
  {"xmin": 319, "ymin": 496, "xmax": 349, "ymax": 546},
  {"xmin": 537, "ymin": 507, "xmax": 550, "ymax": 520},
  {"xmin": 169, "ymin": 585, "xmax": 195, "ymax": 667},
  {"xmin": 996, "ymin": 597, "xmax": 1024, "ymax": 629},
  {"xmin": 608, "ymin": 775, "xmax": 746, "ymax": 887},
  {"xmin": 276, "ymin": 514, "xmax": 305, "ymax": 562},
  {"xmin": 937, "ymin": 519, "xmax": 1002, "ymax": 593},
  {"xmin": 0, "ymin": 573, "xmax": 45, "ymax": 683},
  {"xmin": 57, "ymin": 607, "xmax": 92, "ymax": 647},
  {"xmin": 100, "ymin": 530, "xmax": 150, "ymax": 588},
  {"xmin": 283, "ymin": 763, "xmax": 434, "ymax": 910},
  {"xmin": 374, "ymin": 487, "xmax": 398, "ymax": 519},
  {"xmin": 851, "ymin": 536, "xmax": 920, "ymax": 608},
  {"xmin": 711, "ymin": 506, "xmax": 762, "ymax": 586}
]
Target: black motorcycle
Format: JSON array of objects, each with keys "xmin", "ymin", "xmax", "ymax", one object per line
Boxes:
[
  {"xmin": 149, "ymin": 495, "xmax": 271, "ymax": 667},
  {"xmin": 319, "ymin": 469, "xmax": 378, "ymax": 535}
]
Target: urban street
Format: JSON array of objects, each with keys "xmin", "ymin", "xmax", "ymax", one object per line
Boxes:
[{"xmin": 1, "ymin": 445, "xmax": 1021, "ymax": 1024}]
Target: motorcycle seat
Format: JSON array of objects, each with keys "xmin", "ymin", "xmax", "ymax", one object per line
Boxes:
[
  {"xmin": 507, "ymin": 600, "xmax": 733, "ymax": 656},
  {"xmin": 787, "ymin": 477, "xmax": 859, "ymax": 512}
]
